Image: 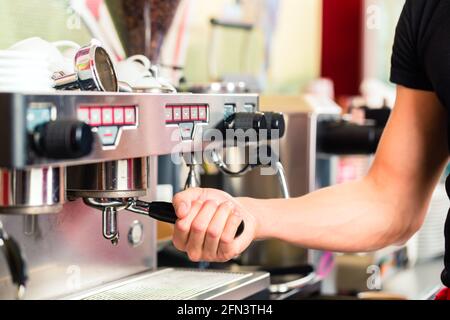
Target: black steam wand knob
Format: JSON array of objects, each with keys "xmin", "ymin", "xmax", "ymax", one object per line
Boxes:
[{"xmin": 33, "ymin": 120, "xmax": 94, "ymax": 159}]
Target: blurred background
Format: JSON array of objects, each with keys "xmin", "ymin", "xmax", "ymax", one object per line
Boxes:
[{"xmin": 0, "ymin": 0, "xmax": 403, "ymax": 100}]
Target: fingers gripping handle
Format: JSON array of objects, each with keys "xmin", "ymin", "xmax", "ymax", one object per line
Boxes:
[{"xmin": 128, "ymin": 201, "xmax": 245, "ymax": 238}]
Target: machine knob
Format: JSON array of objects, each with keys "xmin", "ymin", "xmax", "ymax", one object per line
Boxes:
[
  {"xmin": 33, "ymin": 120, "xmax": 94, "ymax": 159},
  {"xmin": 224, "ymin": 112, "xmax": 267, "ymax": 132},
  {"xmin": 263, "ymin": 112, "xmax": 286, "ymax": 139}
]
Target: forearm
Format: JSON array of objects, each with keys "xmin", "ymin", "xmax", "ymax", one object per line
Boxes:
[{"xmin": 240, "ymin": 177, "xmax": 425, "ymax": 253}]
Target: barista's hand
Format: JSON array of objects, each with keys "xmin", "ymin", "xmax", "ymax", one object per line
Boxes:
[{"xmin": 172, "ymin": 188, "xmax": 258, "ymax": 262}]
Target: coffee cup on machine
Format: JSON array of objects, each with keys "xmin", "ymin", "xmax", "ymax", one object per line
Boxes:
[
  {"xmin": 9, "ymin": 37, "xmax": 78, "ymax": 75},
  {"xmin": 0, "ymin": 48, "xmax": 51, "ymax": 92},
  {"xmin": 116, "ymin": 55, "xmax": 163, "ymax": 92},
  {"xmin": 0, "ymin": 37, "xmax": 81, "ymax": 93}
]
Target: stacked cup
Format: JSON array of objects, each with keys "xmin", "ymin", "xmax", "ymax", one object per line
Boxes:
[
  {"xmin": 0, "ymin": 37, "xmax": 79, "ymax": 93},
  {"xmin": 0, "ymin": 50, "xmax": 53, "ymax": 92}
]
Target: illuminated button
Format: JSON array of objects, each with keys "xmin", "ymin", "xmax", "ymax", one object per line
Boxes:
[
  {"xmin": 113, "ymin": 107, "xmax": 124, "ymax": 125},
  {"xmin": 124, "ymin": 107, "xmax": 136, "ymax": 125},
  {"xmin": 198, "ymin": 106, "xmax": 207, "ymax": 121},
  {"xmin": 173, "ymin": 107, "xmax": 182, "ymax": 121},
  {"xmin": 97, "ymin": 126, "xmax": 119, "ymax": 146},
  {"xmin": 190, "ymin": 107, "xmax": 199, "ymax": 121},
  {"xmin": 102, "ymin": 108, "xmax": 113, "ymax": 125},
  {"xmin": 90, "ymin": 108, "xmax": 102, "ymax": 126},
  {"xmin": 165, "ymin": 107, "xmax": 173, "ymax": 122},
  {"xmin": 179, "ymin": 123, "xmax": 194, "ymax": 140},
  {"xmin": 182, "ymin": 107, "xmax": 190, "ymax": 121},
  {"xmin": 78, "ymin": 108, "xmax": 90, "ymax": 124}
]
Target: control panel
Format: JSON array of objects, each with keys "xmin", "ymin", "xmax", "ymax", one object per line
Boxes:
[
  {"xmin": 77, "ymin": 105, "xmax": 138, "ymax": 147},
  {"xmin": 0, "ymin": 92, "xmax": 259, "ymax": 169},
  {"xmin": 165, "ymin": 104, "xmax": 209, "ymax": 140}
]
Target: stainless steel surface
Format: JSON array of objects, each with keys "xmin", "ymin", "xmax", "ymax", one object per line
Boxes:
[
  {"xmin": 0, "ymin": 92, "xmax": 259, "ymax": 169},
  {"xmin": 182, "ymin": 153, "xmax": 203, "ymax": 189},
  {"xmin": 0, "ymin": 156, "xmax": 160, "ymax": 300},
  {"xmin": 67, "ymin": 158, "xmax": 148, "ymax": 198},
  {"xmin": 69, "ymin": 157, "xmax": 147, "ymax": 246},
  {"xmin": 82, "ymin": 198, "xmax": 128, "ymax": 245},
  {"xmin": 0, "ymin": 167, "xmax": 64, "ymax": 215},
  {"xmin": 269, "ymin": 272, "xmax": 318, "ymax": 294},
  {"xmin": 102, "ymin": 206, "xmax": 120, "ymax": 245},
  {"xmin": 184, "ymin": 165, "xmax": 201, "ymax": 189},
  {"xmin": 65, "ymin": 268, "xmax": 269, "ymax": 300},
  {"xmin": 382, "ymin": 259, "xmax": 444, "ymax": 300}
]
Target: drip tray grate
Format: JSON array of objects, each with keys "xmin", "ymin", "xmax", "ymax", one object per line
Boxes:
[{"xmin": 83, "ymin": 269, "xmax": 253, "ymax": 300}]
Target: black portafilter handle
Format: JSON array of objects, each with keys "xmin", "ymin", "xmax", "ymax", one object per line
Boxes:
[
  {"xmin": 317, "ymin": 120, "xmax": 383, "ymax": 155},
  {"xmin": 0, "ymin": 225, "xmax": 28, "ymax": 293},
  {"xmin": 130, "ymin": 201, "xmax": 245, "ymax": 238},
  {"xmin": 33, "ymin": 120, "xmax": 94, "ymax": 159}
]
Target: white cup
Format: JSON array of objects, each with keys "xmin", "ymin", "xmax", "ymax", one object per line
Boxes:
[
  {"xmin": 116, "ymin": 55, "xmax": 162, "ymax": 90},
  {"xmin": 0, "ymin": 37, "xmax": 81, "ymax": 92},
  {"xmin": 8, "ymin": 37, "xmax": 79, "ymax": 75}
]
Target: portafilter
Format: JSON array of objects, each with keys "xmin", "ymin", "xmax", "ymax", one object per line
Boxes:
[{"xmin": 53, "ymin": 40, "xmax": 118, "ymax": 92}]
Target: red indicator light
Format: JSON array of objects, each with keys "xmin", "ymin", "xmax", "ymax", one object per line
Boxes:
[
  {"xmin": 165, "ymin": 106, "xmax": 174, "ymax": 123},
  {"xmin": 113, "ymin": 107, "xmax": 124, "ymax": 125},
  {"xmin": 190, "ymin": 106, "xmax": 199, "ymax": 121},
  {"xmin": 78, "ymin": 107, "xmax": 90, "ymax": 124},
  {"xmin": 89, "ymin": 108, "xmax": 102, "ymax": 126},
  {"xmin": 198, "ymin": 105, "xmax": 207, "ymax": 121},
  {"xmin": 102, "ymin": 107, "xmax": 114, "ymax": 125},
  {"xmin": 124, "ymin": 107, "xmax": 136, "ymax": 125},
  {"xmin": 182, "ymin": 107, "xmax": 191, "ymax": 121}
]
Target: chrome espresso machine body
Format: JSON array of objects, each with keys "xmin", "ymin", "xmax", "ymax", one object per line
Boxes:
[{"xmin": 0, "ymin": 91, "xmax": 269, "ymax": 300}]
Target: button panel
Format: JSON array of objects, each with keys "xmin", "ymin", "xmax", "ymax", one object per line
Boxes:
[
  {"xmin": 165, "ymin": 104, "xmax": 209, "ymax": 141},
  {"xmin": 78, "ymin": 105, "xmax": 138, "ymax": 147},
  {"xmin": 165, "ymin": 104, "xmax": 209, "ymax": 124}
]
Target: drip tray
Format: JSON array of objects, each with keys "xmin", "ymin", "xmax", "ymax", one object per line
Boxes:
[{"xmin": 67, "ymin": 269, "xmax": 270, "ymax": 300}]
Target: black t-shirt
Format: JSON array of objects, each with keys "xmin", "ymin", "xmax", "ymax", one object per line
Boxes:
[{"xmin": 390, "ymin": 0, "xmax": 450, "ymax": 287}]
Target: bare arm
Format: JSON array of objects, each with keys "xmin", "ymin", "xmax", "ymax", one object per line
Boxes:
[{"xmin": 172, "ymin": 86, "xmax": 449, "ymax": 261}]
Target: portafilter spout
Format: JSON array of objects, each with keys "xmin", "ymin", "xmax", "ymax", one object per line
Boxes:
[{"xmin": 83, "ymin": 198, "xmax": 128, "ymax": 246}]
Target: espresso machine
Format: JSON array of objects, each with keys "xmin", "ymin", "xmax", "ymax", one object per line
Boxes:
[{"xmin": 0, "ymin": 90, "xmax": 274, "ymax": 300}]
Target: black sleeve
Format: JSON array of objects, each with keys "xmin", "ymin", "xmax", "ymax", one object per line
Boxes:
[{"xmin": 390, "ymin": 0, "xmax": 433, "ymax": 91}]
